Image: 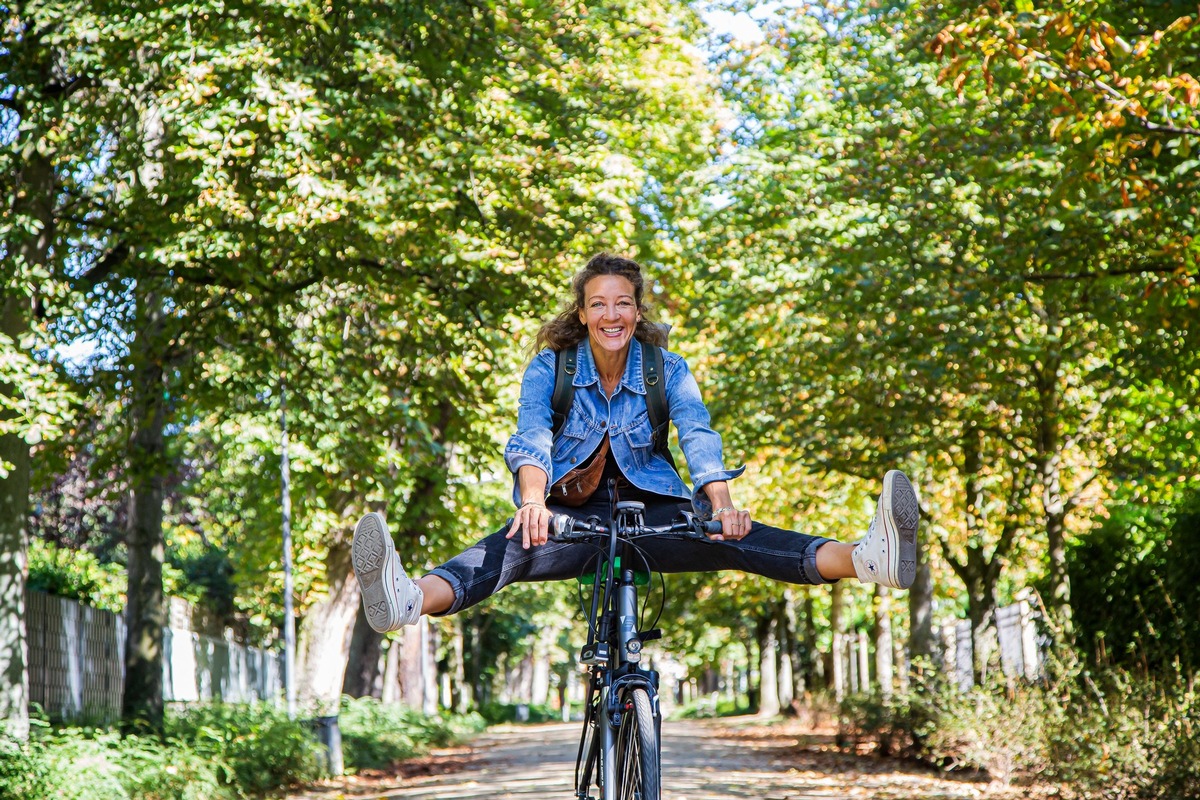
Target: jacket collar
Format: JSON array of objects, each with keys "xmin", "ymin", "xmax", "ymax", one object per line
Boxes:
[{"xmin": 573, "ymin": 339, "xmax": 647, "ymax": 395}]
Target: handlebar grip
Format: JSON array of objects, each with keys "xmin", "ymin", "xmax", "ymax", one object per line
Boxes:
[
  {"xmin": 701, "ymin": 519, "xmax": 723, "ymax": 535},
  {"xmin": 551, "ymin": 514, "xmax": 576, "ymax": 538}
]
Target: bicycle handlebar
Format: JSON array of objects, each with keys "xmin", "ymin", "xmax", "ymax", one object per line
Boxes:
[{"xmin": 548, "ymin": 512, "xmax": 722, "ymax": 543}]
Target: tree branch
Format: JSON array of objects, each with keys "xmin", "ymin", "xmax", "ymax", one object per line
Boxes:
[
  {"xmin": 1024, "ymin": 263, "xmax": 1197, "ymax": 282},
  {"xmin": 1064, "ymin": 469, "xmax": 1102, "ymax": 514},
  {"xmin": 75, "ymin": 243, "xmax": 129, "ymax": 290},
  {"xmin": 1006, "ymin": 41, "xmax": 1200, "ymax": 137},
  {"xmin": 938, "ymin": 532, "xmax": 967, "ymax": 581}
]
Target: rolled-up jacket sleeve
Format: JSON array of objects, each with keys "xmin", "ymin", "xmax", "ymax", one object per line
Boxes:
[
  {"xmin": 503, "ymin": 352, "xmax": 556, "ymax": 488},
  {"xmin": 665, "ymin": 354, "xmax": 745, "ymax": 514}
]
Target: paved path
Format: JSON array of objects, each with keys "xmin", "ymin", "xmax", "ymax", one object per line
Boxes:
[{"xmin": 291, "ymin": 718, "xmax": 1032, "ymax": 800}]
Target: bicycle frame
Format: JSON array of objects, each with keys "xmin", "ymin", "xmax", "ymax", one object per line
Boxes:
[
  {"xmin": 573, "ymin": 498, "xmax": 662, "ymax": 800},
  {"xmin": 551, "ymin": 487, "xmax": 719, "ymax": 800},
  {"xmin": 583, "ymin": 570, "xmax": 659, "ymax": 800}
]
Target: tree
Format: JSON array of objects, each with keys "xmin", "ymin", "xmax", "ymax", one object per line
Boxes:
[
  {"xmin": 1, "ymin": 0, "xmax": 91, "ymax": 738},
  {"xmin": 12, "ymin": 0, "xmax": 724, "ymax": 734},
  {"xmin": 677, "ymin": 0, "xmax": 1199, "ymax": 661}
]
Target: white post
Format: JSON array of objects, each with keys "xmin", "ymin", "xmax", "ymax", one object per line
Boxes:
[{"xmin": 280, "ymin": 376, "xmax": 297, "ymax": 718}]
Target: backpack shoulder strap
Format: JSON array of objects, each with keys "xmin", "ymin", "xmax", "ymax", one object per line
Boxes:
[
  {"xmin": 640, "ymin": 340, "xmax": 674, "ymax": 464},
  {"xmin": 550, "ymin": 347, "xmax": 577, "ymax": 438}
]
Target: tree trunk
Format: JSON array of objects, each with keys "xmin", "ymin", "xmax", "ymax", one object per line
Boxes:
[
  {"xmin": 908, "ymin": 530, "xmax": 935, "ymax": 669},
  {"xmin": 873, "ymin": 586, "xmax": 894, "ymax": 699},
  {"xmin": 122, "ymin": 289, "xmax": 169, "ymax": 732},
  {"xmin": 464, "ymin": 609, "xmax": 489, "ymax": 708},
  {"xmin": 945, "ymin": 425, "xmax": 1006, "ymax": 682},
  {"xmin": 532, "ymin": 625, "xmax": 554, "ymax": 708},
  {"xmin": 776, "ymin": 595, "xmax": 795, "ymax": 712},
  {"xmin": 342, "ymin": 607, "xmax": 383, "ymax": 698},
  {"xmin": 857, "ymin": 630, "xmax": 870, "ymax": 693},
  {"xmin": 756, "ymin": 613, "xmax": 780, "ymax": 717},
  {"xmin": 3, "ymin": 106, "xmax": 60, "ymax": 740},
  {"xmin": 1036, "ymin": 341, "xmax": 1072, "ymax": 637},
  {"xmin": 827, "ymin": 581, "xmax": 847, "ymax": 699},
  {"xmin": 381, "ymin": 637, "xmax": 401, "ymax": 704},
  {"xmin": 0, "ymin": 295, "xmax": 33, "ymax": 740},
  {"xmin": 422, "ymin": 619, "xmax": 439, "ymax": 716},
  {"xmin": 452, "ymin": 617, "xmax": 472, "ymax": 713},
  {"xmin": 296, "ymin": 537, "xmax": 360, "ymax": 716},
  {"xmin": 798, "ymin": 592, "xmax": 820, "ymax": 690},
  {"xmin": 399, "ymin": 622, "xmax": 425, "ymax": 707}
]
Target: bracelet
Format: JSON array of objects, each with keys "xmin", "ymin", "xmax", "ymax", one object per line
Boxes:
[
  {"xmin": 521, "ymin": 500, "xmax": 546, "ymax": 509},
  {"xmin": 713, "ymin": 506, "xmax": 736, "ymax": 515}
]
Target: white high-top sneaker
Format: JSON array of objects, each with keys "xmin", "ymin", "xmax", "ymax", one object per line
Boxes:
[
  {"xmin": 352, "ymin": 512, "xmax": 424, "ymax": 632},
  {"xmin": 851, "ymin": 470, "xmax": 920, "ymax": 589}
]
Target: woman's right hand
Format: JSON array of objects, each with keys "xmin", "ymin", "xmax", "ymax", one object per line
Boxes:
[{"xmin": 507, "ymin": 502, "xmax": 552, "ymax": 549}]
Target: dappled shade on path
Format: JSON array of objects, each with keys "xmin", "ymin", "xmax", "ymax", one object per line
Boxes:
[{"xmin": 289, "ymin": 717, "xmax": 1038, "ymax": 800}]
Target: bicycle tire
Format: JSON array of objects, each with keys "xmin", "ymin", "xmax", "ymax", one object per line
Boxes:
[{"xmin": 615, "ymin": 686, "xmax": 660, "ymax": 800}]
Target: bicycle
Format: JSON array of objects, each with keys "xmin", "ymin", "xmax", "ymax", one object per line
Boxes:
[{"xmin": 545, "ymin": 488, "xmax": 722, "ymax": 800}]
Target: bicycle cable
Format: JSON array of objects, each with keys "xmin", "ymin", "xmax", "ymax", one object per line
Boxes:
[{"xmin": 574, "ymin": 544, "xmax": 608, "ymax": 641}]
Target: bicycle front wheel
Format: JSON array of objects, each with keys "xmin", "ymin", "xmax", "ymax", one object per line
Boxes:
[{"xmin": 615, "ymin": 686, "xmax": 660, "ymax": 800}]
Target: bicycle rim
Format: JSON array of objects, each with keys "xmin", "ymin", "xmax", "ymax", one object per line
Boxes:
[{"xmin": 615, "ymin": 687, "xmax": 660, "ymax": 800}]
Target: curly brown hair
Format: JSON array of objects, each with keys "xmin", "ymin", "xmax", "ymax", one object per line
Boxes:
[{"xmin": 535, "ymin": 253, "xmax": 669, "ymax": 352}]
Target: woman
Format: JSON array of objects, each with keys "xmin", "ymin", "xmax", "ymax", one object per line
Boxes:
[{"xmin": 352, "ymin": 253, "xmax": 920, "ymax": 633}]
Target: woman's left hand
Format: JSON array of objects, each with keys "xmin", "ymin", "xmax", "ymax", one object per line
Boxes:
[{"xmin": 713, "ymin": 506, "xmax": 752, "ymax": 542}]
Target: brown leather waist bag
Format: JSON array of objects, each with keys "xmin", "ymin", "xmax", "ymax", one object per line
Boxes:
[{"xmin": 549, "ymin": 436, "xmax": 610, "ymax": 507}]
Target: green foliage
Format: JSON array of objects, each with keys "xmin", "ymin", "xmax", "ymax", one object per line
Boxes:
[
  {"xmin": 3, "ymin": 728, "xmax": 229, "ymax": 800},
  {"xmin": 671, "ymin": 697, "xmax": 751, "ymax": 720},
  {"xmin": 0, "ymin": 737, "xmax": 51, "ymax": 800},
  {"xmin": 840, "ymin": 675, "xmax": 1056, "ymax": 784},
  {"xmin": 476, "ymin": 702, "xmax": 558, "ymax": 725},
  {"xmin": 1049, "ymin": 670, "xmax": 1200, "ymax": 800},
  {"xmin": 840, "ymin": 663, "xmax": 1200, "ymax": 795},
  {"xmin": 164, "ymin": 703, "xmax": 324, "ymax": 796},
  {"xmin": 164, "ymin": 534, "xmax": 237, "ymax": 623},
  {"xmin": 0, "ymin": 701, "xmax": 491, "ymax": 798},
  {"xmin": 1068, "ymin": 489, "xmax": 1200, "ymax": 673},
  {"xmin": 339, "ymin": 696, "xmax": 484, "ymax": 772},
  {"xmin": 26, "ymin": 538, "xmax": 126, "ymax": 613}
]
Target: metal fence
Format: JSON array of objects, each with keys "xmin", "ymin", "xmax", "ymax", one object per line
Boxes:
[
  {"xmin": 940, "ymin": 595, "xmax": 1045, "ymax": 690},
  {"xmin": 831, "ymin": 595, "xmax": 1047, "ymax": 698},
  {"xmin": 25, "ymin": 589, "xmax": 282, "ymax": 723}
]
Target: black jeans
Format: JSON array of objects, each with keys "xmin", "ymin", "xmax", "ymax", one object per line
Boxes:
[{"xmin": 428, "ymin": 482, "xmax": 836, "ymax": 616}]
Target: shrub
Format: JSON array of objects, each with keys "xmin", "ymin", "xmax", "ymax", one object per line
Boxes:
[
  {"xmin": 4, "ymin": 728, "xmax": 230, "ymax": 800},
  {"xmin": 0, "ymin": 737, "xmax": 52, "ymax": 800},
  {"xmin": 477, "ymin": 701, "xmax": 559, "ymax": 725},
  {"xmin": 115, "ymin": 734, "xmax": 229, "ymax": 800},
  {"xmin": 166, "ymin": 702, "xmax": 324, "ymax": 796},
  {"xmin": 839, "ymin": 661, "xmax": 1200, "ymax": 797},
  {"xmin": 26, "ymin": 538, "xmax": 126, "ymax": 613},
  {"xmin": 839, "ymin": 674, "xmax": 1056, "ymax": 783},
  {"xmin": 672, "ymin": 696, "xmax": 752, "ymax": 720},
  {"xmin": 1048, "ymin": 670, "xmax": 1200, "ymax": 800},
  {"xmin": 922, "ymin": 682, "xmax": 1056, "ymax": 783},
  {"xmin": 339, "ymin": 696, "xmax": 484, "ymax": 772},
  {"xmin": 1067, "ymin": 490, "xmax": 1200, "ymax": 675}
]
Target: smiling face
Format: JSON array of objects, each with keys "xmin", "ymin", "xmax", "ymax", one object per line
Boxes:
[{"xmin": 578, "ymin": 274, "xmax": 641, "ymax": 359}]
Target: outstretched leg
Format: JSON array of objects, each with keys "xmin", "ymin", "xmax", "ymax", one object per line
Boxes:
[
  {"xmin": 636, "ymin": 469, "xmax": 920, "ymax": 590},
  {"xmin": 351, "ymin": 510, "xmax": 598, "ymax": 631}
]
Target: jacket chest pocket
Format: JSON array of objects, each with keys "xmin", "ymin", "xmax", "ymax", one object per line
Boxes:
[
  {"xmin": 623, "ymin": 413, "xmax": 655, "ymax": 469},
  {"xmin": 552, "ymin": 416, "xmax": 592, "ymax": 463}
]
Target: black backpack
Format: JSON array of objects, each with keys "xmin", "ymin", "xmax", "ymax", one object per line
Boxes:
[{"xmin": 550, "ymin": 340, "xmax": 675, "ymax": 469}]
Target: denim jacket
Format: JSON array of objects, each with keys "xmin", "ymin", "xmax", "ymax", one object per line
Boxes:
[{"xmin": 504, "ymin": 339, "xmax": 745, "ymax": 516}]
